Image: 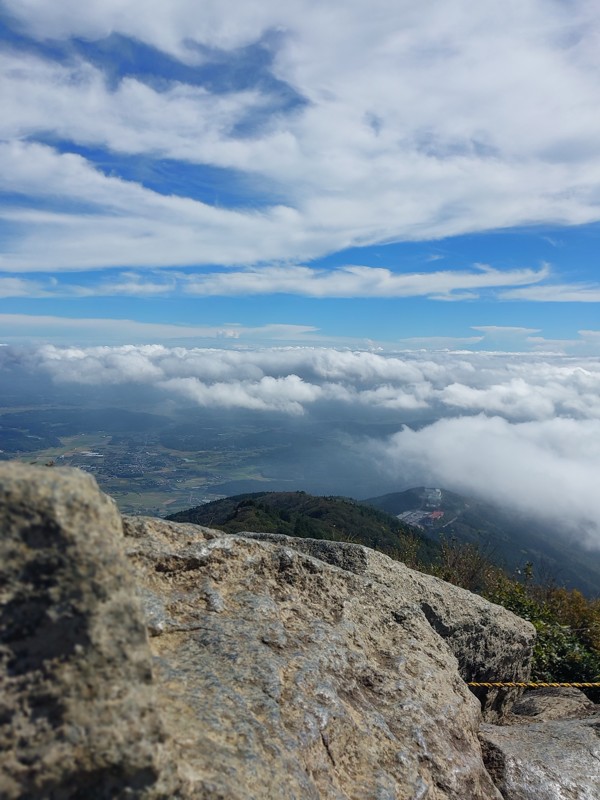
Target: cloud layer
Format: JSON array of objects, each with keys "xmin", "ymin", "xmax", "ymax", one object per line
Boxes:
[
  {"xmin": 10, "ymin": 344, "xmax": 600, "ymax": 419},
  {"xmin": 3, "ymin": 1, "xmax": 600, "ymax": 272},
  {"xmin": 4, "ymin": 342, "xmax": 600, "ymax": 544},
  {"xmin": 372, "ymin": 414, "xmax": 600, "ymax": 547}
]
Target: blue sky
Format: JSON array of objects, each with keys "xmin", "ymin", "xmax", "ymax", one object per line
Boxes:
[{"xmin": 1, "ymin": 0, "xmax": 600, "ymax": 352}]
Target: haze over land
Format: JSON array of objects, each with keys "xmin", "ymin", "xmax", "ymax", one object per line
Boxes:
[
  {"xmin": 1, "ymin": 2, "xmax": 600, "ymax": 556},
  {"xmin": 3, "ymin": 344, "xmax": 600, "ymax": 551}
]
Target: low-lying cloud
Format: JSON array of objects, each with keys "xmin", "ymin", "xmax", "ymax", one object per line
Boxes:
[
  {"xmin": 371, "ymin": 415, "xmax": 600, "ymax": 547},
  {"xmin": 3, "ymin": 343, "xmax": 600, "ymax": 545},
  {"xmin": 14, "ymin": 343, "xmax": 600, "ymax": 420}
]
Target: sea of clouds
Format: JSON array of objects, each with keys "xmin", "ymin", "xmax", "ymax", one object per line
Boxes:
[{"xmin": 4, "ymin": 343, "xmax": 600, "ymax": 546}]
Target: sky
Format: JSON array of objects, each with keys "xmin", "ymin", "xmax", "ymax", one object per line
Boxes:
[
  {"xmin": 1, "ymin": 0, "xmax": 600, "ymax": 351},
  {"xmin": 2, "ymin": 1, "xmax": 600, "ymax": 543}
]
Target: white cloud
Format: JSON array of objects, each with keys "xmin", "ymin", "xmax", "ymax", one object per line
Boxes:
[
  {"xmin": 0, "ymin": 141, "xmax": 312, "ymax": 271},
  {"xmin": 5, "ymin": 341, "xmax": 600, "ymax": 541},
  {"xmin": 0, "ymin": 314, "xmax": 317, "ymax": 344},
  {"xmin": 0, "ymin": 49, "xmax": 262, "ymax": 157},
  {"xmin": 3, "ymin": 3, "xmax": 600, "ymax": 267},
  {"xmin": 0, "ymin": 277, "xmax": 44, "ymax": 297},
  {"xmin": 160, "ymin": 374, "xmax": 322, "ymax": 415},
  {"xmin": 0, "ymin": 262, "xmax": 550, "ymax": 299},
  {"xmin": 7, "ymin": 343, "xmax": 600, "ymax": 420},
  {"xmin": 182, "ymin": 263, "xmax": 548, "ymax": 298},
  {"xmin": 373, "ymin": 415, "xmax": 600, "ymax": 546},
  {"xmin": 472, "ymin": 326, "xmax": 541, "ymax": 335},
  {"xmin": 500, "ymin": 283, "xmax": 600, "ymax": 302}
]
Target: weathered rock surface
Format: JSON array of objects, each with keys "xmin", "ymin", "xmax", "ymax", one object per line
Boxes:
[
  {"xmin": 509, "ymin": 687, "xmax": 597, "ymax": 723},
  {"xmin": 242, "ymin": 531, "xmax": 536, "ymax": 721},
  {"xmin": 125, "ymin": 515, "xmax": 504, "ymax": 799},
  {"xmin": 0, "ymin": 463, "xmax": 171, "ymax": 799},
  {"xmin": 480, "ymin": 715, "xmax": 600, "ymax": 800},
  {"xmin": 2, "ymin": 464, "xmax": 540, "ymax": 799}
]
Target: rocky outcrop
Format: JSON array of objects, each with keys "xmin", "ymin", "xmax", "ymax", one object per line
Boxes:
[
  {"xmin": 1, "ymin": 464, "xmax": 540, "ymax": 799},
  {"xmin": 0, "ymin": 463, "xmax": 173, "ymax": 799},
  {"xmin": 508, "ymin": 687, "xmax": 597, "ymax": 723},
  {"xmin": 478, "ymin": 688, "xmax": 600, "ymax": 798},
  {"xmin": 242, "ymin": 532, "xmax": 535, "ymax": 721},
  {"xmin": 480, "ymin": 715, "xmax": 600, "ymax": 799},
  {"xmin": 125, "ymin": 515, "xmax": 507, "ymax": 799}
]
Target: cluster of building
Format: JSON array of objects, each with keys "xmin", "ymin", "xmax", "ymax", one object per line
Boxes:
[
  {"xmin": 397, "ymin": 487, "xmax": 445, "ymax": 529},
  {"xmin": 397, "ymin": 509, "xmax": 445, "ymax": 528}
]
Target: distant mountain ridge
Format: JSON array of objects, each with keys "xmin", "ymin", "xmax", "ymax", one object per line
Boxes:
[
  {"xmin": 168, "ymin": 487, "xmax": 600, "ymax": 597},
  {"xmin": 166, "ymin": 490, "xmax": 438, "ymax": 566},
  {"xmin": 365, "ymin": 487, "xmax": 600, "ymax": 597}
]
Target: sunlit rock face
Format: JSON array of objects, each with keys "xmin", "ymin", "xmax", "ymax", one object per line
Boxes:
[
  {"xmin": 480, "ymin": 715, "xmax": 600, "ymax": 800},
  {"xmin": 0, "ymin": 463, "xmax": 546, "ymax": 799},
  {"xmin": 125, "ymin": 515, "xmax": 508, "ymax": 799}
]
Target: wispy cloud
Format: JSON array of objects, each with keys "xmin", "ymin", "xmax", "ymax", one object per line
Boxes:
[
  {"xmin": 500, "ymin": 283, "xmax": 600, "ymax": 302},
  {"xmin": 182, "ymin": 263, "xmax": 549, "ymax": 298},
  {"xmin": 0, "ymin": 277, "xmax": 46, "ymax": 297},
  {"xmin": 0, "ymin": 314, "xmax": 317, "ymax": 344},
  {"xmin": 0, "ymin": 262, "xmax": 550, "ymax": 300}
]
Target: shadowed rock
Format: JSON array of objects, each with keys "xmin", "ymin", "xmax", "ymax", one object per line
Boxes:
[
  {"xmin": 509, "ymin": 687, "xmax": 597, "ymax": 723},
  {"xmin": 0, "ymin": 463, "xmax": 169, "ymax": 799}
]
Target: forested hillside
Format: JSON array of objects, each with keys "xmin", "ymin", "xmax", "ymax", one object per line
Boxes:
[
  {"xmin": 366, "ymin": 487, "xmax": 600, "ymax": 597},
  {"xmin": 166, "ymin": 491, "xmax": 438, "ymax": 567}
]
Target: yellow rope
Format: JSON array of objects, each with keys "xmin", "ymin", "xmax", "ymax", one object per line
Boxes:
[{"xmin": 467, "ymin": 681, "xmax": 600, "ymax": 688}]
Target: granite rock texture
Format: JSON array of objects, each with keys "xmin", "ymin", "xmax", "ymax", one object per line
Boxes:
[
  {"xmin": 509, "ymin": 687, "xmax": 597, "ymax": 724},
  {"xmin": 480, "ymin": 715, "xmax": 600, "ymax": 800},
  {"xmin": 0, "ymin": 463, "xmax": 171, "ymax": 799},
  {"xmin": 242, "ymin": 531, "xmax": 536, "ymax": 721},
  {"xmin": 125, "ymin": 515, "xmax": 504, "ymax": 799},
  {"xmin": 1, "ymin": 464, "xmax": 543, "ymax": 799},
  {"xmin": 480, "ymin": 687, "xmax": 600, "ymax": 799}
]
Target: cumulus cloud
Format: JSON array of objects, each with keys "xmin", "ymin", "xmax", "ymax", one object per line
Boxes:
[
  {"xmin": 371, "ymin": 415, "xmax": 600, "ymax": 547},
  {"xmin": 4, "ymin": 342, "xmax": 600, "ymax": 543},
  {"xmin": 161, "ymin": 374, "xmax": 322, "ymax": 415},
  {"xmin": 3, "ymin": 2, "xmax": 600, "ymax": 268},
  {"xmin": 7, "ymin": 343, "xmax": 600, "ymax": 420}
]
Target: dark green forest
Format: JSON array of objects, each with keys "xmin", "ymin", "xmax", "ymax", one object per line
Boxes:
[{"xmin": 168, "ymin": 490, "xmax": 438, "ymax": 565}]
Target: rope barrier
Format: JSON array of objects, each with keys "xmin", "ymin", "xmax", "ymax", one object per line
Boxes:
[{"xmin": 467, "ymin": 681, "xmax": 600, "ymax": 688}]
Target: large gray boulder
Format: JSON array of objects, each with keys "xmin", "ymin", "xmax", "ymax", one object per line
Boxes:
[
  {"xmin": 242, "ymin": 532, "xmax": 536, "ymax": 721},
  {"xmin": 0, "ymin": 463, "xmax": 171, "ymax": 799},
  {"xmin": 1, "ymin": 464, "xmax": 538, "ymax": 798},
  {"xmin": 480, "ymin": 715, "xmax": 600, "ymax": 799},
  {"xmin": 124, "ymin": 514, "xmax": 504, "ymax": 799}
]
